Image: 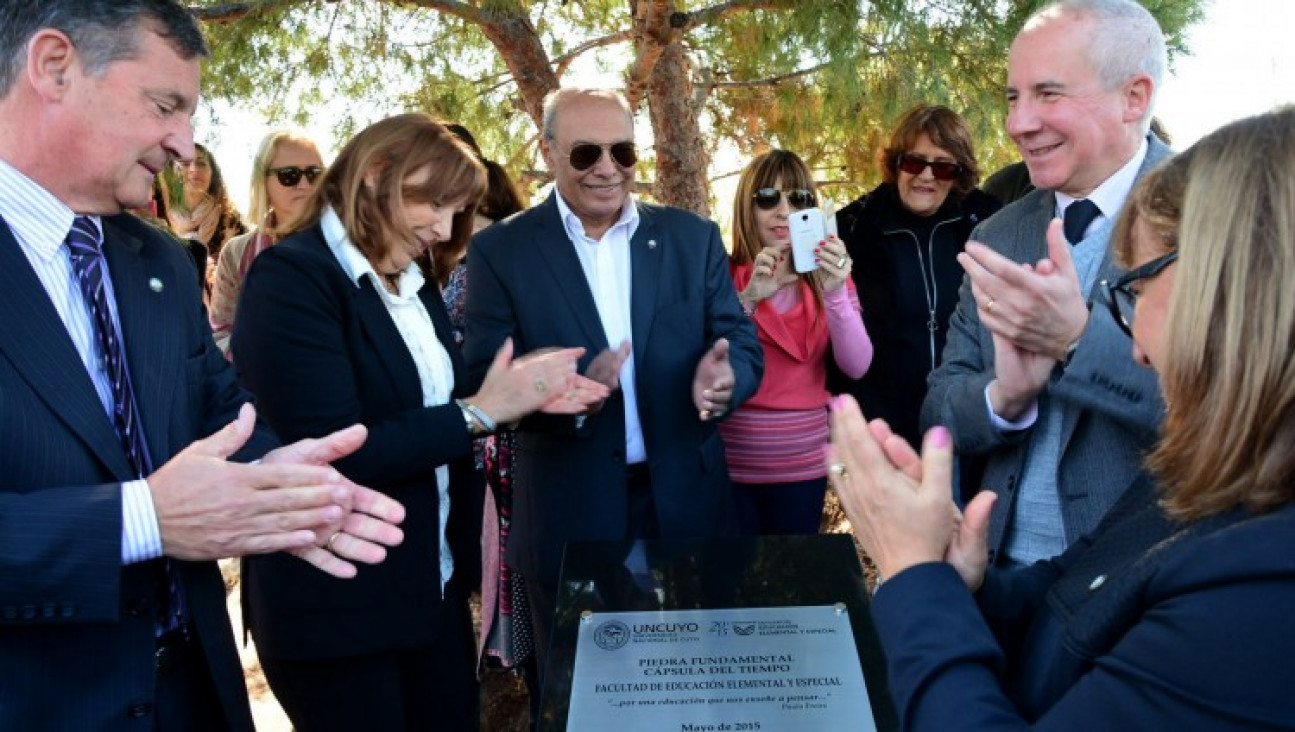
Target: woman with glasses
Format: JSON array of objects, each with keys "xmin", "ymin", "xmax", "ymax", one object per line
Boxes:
[
  {"xmin": 209, "ymin": 130, "xmax": 326, "ymax": 359},
  {"xmin": 827, "ymin": 107, "xmax": 1295, "ymax": 729},
  {"xmin": 721, "ymin": 149, "xmax": 872, "ymax": 535},
  {"xmin": 164, "ymin": 142, "xmax": 247, "ymax": 291},
  {"xmin": 232, "ymin": 114, "xmax": 608, "ymax": 731},
  {"xmin": 834, "ymin": 105, "xmax": 1001, "ymax": 453}
]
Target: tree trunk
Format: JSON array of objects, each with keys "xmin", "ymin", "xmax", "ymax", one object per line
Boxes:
[{"xmin": 647, "ymin": 42, "xmax": 711, "ymax": 217}]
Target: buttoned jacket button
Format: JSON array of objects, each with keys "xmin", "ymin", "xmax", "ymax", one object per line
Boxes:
[
  {"xmin": 20, "ymin": 605, "xmax": 36, "ymax": 621},
  {"xmin": 126, "ymin": 702, "xmax": 153, "ymax": 718}
]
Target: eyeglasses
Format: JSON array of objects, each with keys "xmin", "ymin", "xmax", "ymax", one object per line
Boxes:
[
  {"xmin": 1101, "ymin": 250, "xmax": 1178, "ymax": 338},
  {"xmin": 896, "ymin": 153, "xmax": 964, "ymax": 181},
  {"xmin": 752, "ymin": 188, "xmax": 816, "ymax": 211},
  {"xmin": 266, "ymin": 166, "xmax": 324, "ymax": 187},
  {"xmin": 566, "ymin": 142, "xmax": 638, "ymax": 171}
]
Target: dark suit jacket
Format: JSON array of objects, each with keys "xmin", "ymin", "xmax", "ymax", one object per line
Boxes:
[
  {"xmin": 0, "ymin": 214, "xmax": 272, "ymax": 730},
  {"xmin": 233, "ymin": 223, "xmax": 483, "ymax": 660},
  {"xmin": 869, "ymin": 481, "xmax": 1295, "ymax": 729},
  {"xmin": 922, "ymin": 137, "xmax": 1172, "ymax": 563},
  {"xmin": 463, "ymin": 195, "xmax": 762, "ymax": 587}
]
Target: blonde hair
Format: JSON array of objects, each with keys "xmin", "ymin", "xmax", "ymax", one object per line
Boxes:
[
  {"xmin": 247, "ymin": 130, "xmax": 322, "ymax": 234},
  {"xmin": 295, "ymin": 113, "xmax": 485, "ymax": 276},
  {"xmin": 1114, "ymin": 106, "xmax": 1295, "ymax": 520}
]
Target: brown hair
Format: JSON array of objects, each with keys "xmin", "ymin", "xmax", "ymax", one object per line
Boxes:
[
  {"xmin": 730, "ymin": 149, "xmax": 823, "ymax": 313},
  {"xmin": 296, "ymin": 113, "xmax": 485, "ymax": 280},
  {"xmin": 879, "ymin": 104, "xmax": 981, "ymax": 197},
  {"xmin": 1113, "ymin": 106, "xmax": 1295, "ymax": 521}
]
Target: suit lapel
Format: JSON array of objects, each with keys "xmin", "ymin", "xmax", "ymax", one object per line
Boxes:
[
  {"xmin": 533, "ymin": 196, "xmax": 609, "ymax": 350},
  {"xmin": 0, "ymin": 217, "xmax": 133, "ymax": 478},
  {"xmin": 102, "ymin": 217, "xmax": 183, "ymax": 473},
  {"xmin": 629, "ymin": 203, "xmax": 661, "ymax": 351}
]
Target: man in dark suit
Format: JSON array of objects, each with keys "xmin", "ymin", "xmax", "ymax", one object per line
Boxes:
[
  {"xmin": 921, "ymin": 0, "xmax": 1170, "ymax": 569},
  {"xmin": 464, "ymin": 88, "xmax": 762, "ymax": 676},
  {"xmin": 0, "ymin": 3, "xmax": 404, "ymax": 729}
]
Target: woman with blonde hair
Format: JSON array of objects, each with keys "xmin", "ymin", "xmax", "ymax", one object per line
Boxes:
[
  {"xmin": 827, "ymin": 106, "xmax": 1295, "ymax": 728},
  {"xmin": 209, "ymin": 130, "xmax": 325, "ymax": 358},
  {"xmin": 721, "ymin": 149, "xmax": 872, "ymax": 535},
  {"xmin": 233, "ymin": 113, "xmax": 608, "ymax": 731}
]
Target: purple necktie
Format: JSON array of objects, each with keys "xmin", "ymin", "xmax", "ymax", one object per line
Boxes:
[{"xmin": 67, "ymin": 216, "xmax": 186, "ymax": 634}]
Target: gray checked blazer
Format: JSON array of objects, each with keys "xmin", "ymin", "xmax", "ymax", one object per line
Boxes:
[{"xmin": 921, "ymin": 136, "xmax": 1172, "ymax": 565}]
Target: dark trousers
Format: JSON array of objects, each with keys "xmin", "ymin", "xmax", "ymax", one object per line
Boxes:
[
  {"xmin": 259, "ymin": 582, "xmax": 479, "ymax": 731},
  {"xmin": 732, "ymin": 477, "xmax": 828, "ymax": 535},
  {"xmin": 528, "ymin": 464, "xmax": 658, "ymax": 697},
  {"xmin": 154, "ymin": 632, "xmax": 228, "ymax": 732}
]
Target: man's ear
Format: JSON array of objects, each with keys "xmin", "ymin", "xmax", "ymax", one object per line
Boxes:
[
  {"xmin": 539, "ymin": 137, "xmax": 556, "ymax": 170},
  {"xmin": 1122, "ymin": 74, "xmax": 1153, "ymax": 126},
  {"xmin": 26, "ymin": 29, "xmax": 78, "ymax": 100}
]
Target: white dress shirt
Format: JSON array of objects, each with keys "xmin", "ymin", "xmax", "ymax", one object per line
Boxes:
[{"xmin": 554, "ymin": 192, "xmax": 648, "ymax": 464}]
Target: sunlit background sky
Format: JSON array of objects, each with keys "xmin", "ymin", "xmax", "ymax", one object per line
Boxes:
[{"xmin": 201, "ymin": 0, "xmax": 1295, "ymax": 217}]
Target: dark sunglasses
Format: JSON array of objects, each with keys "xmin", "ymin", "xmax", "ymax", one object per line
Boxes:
[
  {"xmin": 566, "ymin": 142, "xmax": 638, "ymax": 171},
  {"xmin": 1101, "ymin": 250, "xmax": 1178, "ymax": 338},
  {"xmin": 752, "ymin": 188, "xmax": 816, "ymax": 211},
  {"xmin": 266, "ymin": 165, "xmax": 324, "ymax": 187},
  {"xmin": 896, "ymin": 153, "xmax": 964, "ymax": 181}
]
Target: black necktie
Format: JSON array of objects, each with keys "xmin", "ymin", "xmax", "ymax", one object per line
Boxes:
[
  {"xmin": 66, "ymin": 217, "xmax": 186, "ymax": 634},
  {"xmin": 1063, "ymin": 199, "xmax": 1101, "ymax": 245}
]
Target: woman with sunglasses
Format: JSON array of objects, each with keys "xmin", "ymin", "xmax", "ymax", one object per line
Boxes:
[
  {"xmin": 164, "ymin": 142, "xmax": 247, "ymax": 292},
  {"xmin": 827, "ymin": 107, "xmax": 1295, "ymax": 729},
  {"xmin": 834, "ymin": 105, "xmax": 1001, "ymax": 455},
  {"xmin": 721, "ymin": 149, "xmax": 872, "ymax": 535},
  {"xmin": 232, "ymin": 113, "xmax": 608, "ymax": 731},
  {"xmin": 209, "ymin": 130, "xmax": 326, "ymax": 359}
]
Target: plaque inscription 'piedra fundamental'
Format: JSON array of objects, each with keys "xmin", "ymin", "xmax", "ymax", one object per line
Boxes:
[{"xmin": 567, "ymin": 605, "xmax": 876, "ymax": 731}]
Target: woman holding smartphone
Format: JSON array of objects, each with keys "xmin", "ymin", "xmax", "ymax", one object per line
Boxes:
[{"xmin": 722, "ymin": 149, "xmax": 873, "ymax": 535}]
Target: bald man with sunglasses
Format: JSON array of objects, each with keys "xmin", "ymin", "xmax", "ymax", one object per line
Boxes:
[{"xmin": 463, "ymin": 87, "xmax": 762, "ymax": 680}]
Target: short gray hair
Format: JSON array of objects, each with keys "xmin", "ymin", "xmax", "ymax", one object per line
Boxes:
[
  {"xmin": 1027, "ymin": 0, "xmax": 1167, "ymax": 127},
  {"xmin": 0, "ymin": 0, "xmax": 208, "ymax": 99},
  {"xmin": 541, "ymin": 87, "xmax": 635, "ymax": 141}
]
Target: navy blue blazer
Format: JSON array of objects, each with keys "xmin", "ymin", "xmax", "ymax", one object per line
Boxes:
[
  {"xmin": 462, "ymin": 195, "xmax": 763, "ymax": 587},
  {"xmin": 869, "ymin": 478, "xmax": 1295, "ymax": 730},
  {"xmin": 0, "ymin": 214, "xmax": 273, "ymax": 730},
  {"xmin": 233, "ymin": 223, "xmax": 483, "ymax": 660}
]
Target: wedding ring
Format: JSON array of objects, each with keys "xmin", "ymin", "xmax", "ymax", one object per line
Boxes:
[
  {"xmin": 534, "ymin": 378, "xmax": 548, "ymax": 394},
  {"xmin": 828, "ymin": 462, "xmax": 849, "ymax": 480},
  {"xmin": 985, "ymin": 297, "xmax": 996, "ymax": 312},
  {"xmin": 835, "ymin": 256, "xmax": 847, "ymax": 268},
  {"xmin": 327, "ymin": 531, "xmax": 343, "ymax": 552}
]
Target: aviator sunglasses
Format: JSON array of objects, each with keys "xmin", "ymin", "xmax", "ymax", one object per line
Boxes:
[
  {"xmin": 266, "ymin": 165, "xmax": 324, "ymax": 187},
  {"xmin": 566, "ymin": 142, "xmax": 638, "ymax": 171},
  {"xmin": 896, "ymin": 153, "xmax": 964, "ymax": 181},
  {"xmin": 752, "ymin": 188, "xmax": 816, "ymax": 211}
]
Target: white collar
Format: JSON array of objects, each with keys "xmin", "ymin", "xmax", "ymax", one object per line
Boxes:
[
  {"xmin": 321, "ymin": 206, "xmax": 424, "ymax": 298},
  {"xmin": 0, "ymin": 157, "xmax": 94, "ymax": 261},
  {"xmin": 1055, "ymin": 137, "xmax": 1149, "ymax": 219},
  {"xmin": 553, "ymin": 189, "xmax": 639, "ymax": 243}
]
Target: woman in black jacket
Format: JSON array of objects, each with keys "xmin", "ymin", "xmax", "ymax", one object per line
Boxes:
[{"xmin": 834, "ymin": 104, "xmax": 1001, "ymax": 452}]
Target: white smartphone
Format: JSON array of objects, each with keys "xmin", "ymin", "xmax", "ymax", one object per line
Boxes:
[{"xmin": 788, "ymin": 207, "xmax": 826, "ymax": 274}]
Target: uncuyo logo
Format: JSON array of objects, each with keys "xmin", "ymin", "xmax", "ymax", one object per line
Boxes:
[{"xmin": 593, "ymin": 620, "xmax": 631, "ymax": 650}]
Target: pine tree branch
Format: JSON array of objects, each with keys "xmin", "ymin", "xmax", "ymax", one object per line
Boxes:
[
  {"xmin": 676, "ymin": 0, "xmax": 787, "ymax": 31},
  {"xmin": 188, "ymin": 0, "xmax": 302, "ymax": 22},
  {"xmin": 711, "ymin": 62, "xmax": 828, "ymax": 89},
  {"xmin": 553, "ymin": 31, "xmax": 633, "ymax": 77}
]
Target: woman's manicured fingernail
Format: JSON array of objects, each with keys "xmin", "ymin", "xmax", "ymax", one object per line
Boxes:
[{"xmin": 930, "ymin": 426, "xmax": 951, "ymax": 448}]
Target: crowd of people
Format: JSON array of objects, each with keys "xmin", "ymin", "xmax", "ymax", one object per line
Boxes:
[{"xmin": 2, "ymin": 0, "xmax": 1294, "ymax": 731}]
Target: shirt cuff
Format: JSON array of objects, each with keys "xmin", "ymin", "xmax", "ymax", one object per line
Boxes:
[
  {"xmin": 984, "ymin": 384, "xmax": 1037, "ymax": 432},
  {"xmin": 121, "ymin": 479, "xmax": 164, "ymax": 565}
]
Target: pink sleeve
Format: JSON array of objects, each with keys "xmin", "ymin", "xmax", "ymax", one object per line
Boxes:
[{"xmin": 824, "ymin": 280, "xmax": 872, "ymax": 379}]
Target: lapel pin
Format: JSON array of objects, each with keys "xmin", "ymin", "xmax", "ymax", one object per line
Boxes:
[
  {"xmin": 647, "ymin": 239, "xmax": 658, "ymax": 249},
  {"xmin": 149, "ymin": 278, "xmax": 164, "ymax": 292}
]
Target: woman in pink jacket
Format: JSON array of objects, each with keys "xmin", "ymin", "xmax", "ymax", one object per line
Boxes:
[{"xmin": 722, "ymin": 149, "xmax": 873, "ymax": 534}]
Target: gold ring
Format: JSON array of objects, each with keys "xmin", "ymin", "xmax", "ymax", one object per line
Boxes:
[
  {"xmin": 327, "ymin": 531, "xmax": 343, "ymax": 552},
  {"xmin": 985, "ymin": 297, "xmax": 995, "ymax": 312},
  {"xmin": 835, "ymin": 257, "xmax": 847, "ymax": 268},
  {"xmin": 828, "ymin": 462, "xmax": 848, "ymax": 479},
  {"xmin": 534, "ymin": 378, "xmax": 548, "ymax": 394}
]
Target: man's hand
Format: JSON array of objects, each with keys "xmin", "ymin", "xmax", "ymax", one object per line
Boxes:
[
  {"xmin": 579, "ymin": 341, "xmax": 633, "ymax": 415},
  {"xmin": 693, "ymin": 338, "xmax": 736, "ymax": 421},
  {"xmin": 261, "ymin": 421, "xmax": 406, "ymax": 579},
  {"xmin": 151, "ymin": 404, "xmax": 395, "ymax": 575},
  {"xmin": 959, "ymin": 219, "xmax": 1089, "ymax": 360},
  {"xmin": 986, "ymin": 327, "xmax": 1056, "ymax": 421}
]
